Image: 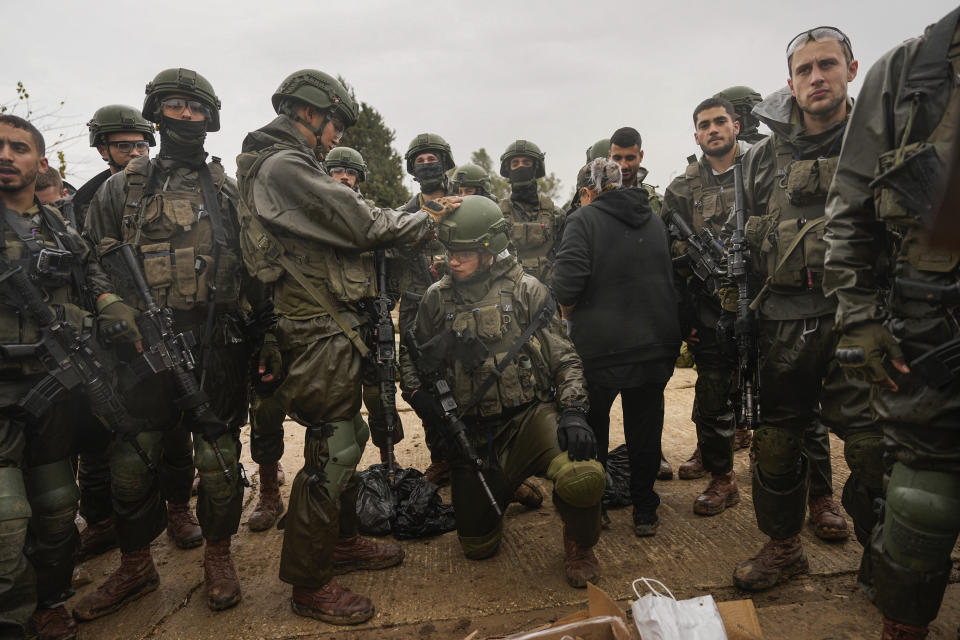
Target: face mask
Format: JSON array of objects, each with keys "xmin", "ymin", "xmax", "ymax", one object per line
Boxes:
[
  {"xmin": 413, "ymin": 161, "xmax": 446, "ymax": 193},
  {"xmin": 159, "ymin": 116, "xmax": 207, "ymax": 167}
]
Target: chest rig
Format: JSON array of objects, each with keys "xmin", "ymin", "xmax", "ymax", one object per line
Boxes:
[
  {"xmin": 120, "ymin": 156, "xmax": 240, "ymax": 313},
  {"xmin": 500, "ymin": 194, "xmax": 560, "ymax": 276},
  {"xmin": 437, "ymin": 273, "xmax": 550, "ymax": 417},
  {"xmin": 683, "ymin": 156, "xmax": 736, "ymax": 234}
]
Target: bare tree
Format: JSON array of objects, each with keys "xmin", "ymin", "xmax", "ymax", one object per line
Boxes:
[{"xmin": 2, "ymin": 81, "xmax": 86, "ymax": 179}]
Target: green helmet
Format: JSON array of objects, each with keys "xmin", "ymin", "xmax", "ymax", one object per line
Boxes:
[
  {"xmin": 586, "ymin": 138, "xmax": 611, "ymax": 163},
  {"xmin": 437, "ymin": 195, "xmax": 510, "ymax": 256},
  {"xmin": 714, "ymin": 85, "xmax": 763, "ymax": 134},
  {"xmin": 451, "ymin": 163, "xmax": 492, "ymax": 194},
  {"xmin": 499, "ymin": 139, "xmax": 545, "ymax": 179},
  {"xmin": 143, "ymin": 68, "xmax": 221, "ymax": 131},
  {"xmin": 88, "ymin": 104, "xmax": 156, "ymax": 147},
  {"xmin": 325, "ymin": 146, "xmax": 367, "ymax": 182},
  {"xmin": 404, "ymin": 133, "xmax": 455, "ymax": 174},
  {"xmin": 271, "ymin": 69, "xmax": 358, "ymax": 127}
]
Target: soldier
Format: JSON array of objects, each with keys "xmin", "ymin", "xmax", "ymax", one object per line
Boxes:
[
  {"xmin": 729, "ymin": 27, "xmax": 876, "ymax": 592},
  {"xmin": 607, "ymin": 127, "xmax": 663, "ymax": 215},
  {"xmin": 451, "ymin": 162, "xmax": 496, "ymax": 200},
  {"xmin": 235, "ymin": 69, "xmax": 458, "ymax": 624},
  {"xmin": 405, "ymin": 195, "xmax": 605, "ymax": 587},
  {"xmin": 77, "ymin": 68, "xmax": 254, "ymax": 617},
  {"xmin": 586, "ymin": 138, "xmax": 611, "ymax": 163},
  {"xmin": 34, "ymin": 166, "xmax": 66, "ymax": 205},
  {"xmin": 498, "ymin": 139, "xmax": 565, "ymax": 284},
  {"xmin": 714, "ymin": 86, "xmax": 767, "ymax": 144},
  {"xmin": 824, "ymin": 9, "xmax": 960, "ymax": 639},
  {"xmin": 662, "ymin": 97, "xmax": 751, "ymax": 515}
]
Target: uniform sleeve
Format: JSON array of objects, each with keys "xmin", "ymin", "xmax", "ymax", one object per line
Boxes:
[
  {"xmin": 550, "ymin": 212, "xmax": 591, "ymax": 307},
  {"xmin": 398, "ymin": 283, "xmax": 447, "ymax": 394},
  {"xmin": 80, "ymin": 174, "xmax": 128, "ymax": 298}
]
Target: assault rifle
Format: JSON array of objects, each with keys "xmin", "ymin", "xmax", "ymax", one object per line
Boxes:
[
  {"xmin": 405, "ymin": 328, "xmax": 502, "ymax": 518},
  {"xmin": 100, "ymin": 242, "xmax": 235, "ymax": 485},
  {"xmin": 373, "ymin": 250, "xmax": 398, "ymax": 483},
  {"xmin": 728, "ymin": 163, "xmax": 760, "ymax": 428},
  {"xmin": 664, "ymin": 208, "xmax": 726, "ymax": 297}
]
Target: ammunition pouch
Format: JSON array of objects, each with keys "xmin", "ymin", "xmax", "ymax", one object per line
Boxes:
[{"xmin": 873, "ymin": 142, "xmax": 945, "ymax": 225}]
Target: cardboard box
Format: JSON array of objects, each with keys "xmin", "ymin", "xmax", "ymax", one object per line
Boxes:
[{"xmin": 717, "ymin": 599, "xmax": 763, "ymax": 640}]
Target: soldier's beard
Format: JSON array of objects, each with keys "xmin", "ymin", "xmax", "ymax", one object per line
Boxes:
[
  {"xmin": 159, "ymin": 117, "xmax": 207, "ymax": 168},
  {"xmin": 703, "ymin": 139, "xmax": 736, "ymax": 158}
]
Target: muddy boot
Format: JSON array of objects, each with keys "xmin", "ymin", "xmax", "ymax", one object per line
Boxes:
[
  {"xmin": 563, "ymin": 528, "xmax": 600, "ymax": 588},
  {"xmin": 678, "ymin": 447, "xmax": 707, "ymax": 480},
  {"xmin": 881, "ymin": 617, "xmax": 929, "ymax": 639},
  {"xmin": 72, "ymin": 564, "xmax": 92, "ymax": 588},
  {"xmin": 734, "ymin": 426, "xmax": 753, "ymax": 450},
  {"xmin": 693, "ymin": 471, "xmax": 740, "ymax": 516},
  {"xmin": 658, "ymin": 454, "xmax": 674, "ymax": 480},
  {"xmin": 291, "ymin": 581, "xmax": 374, "ymax": 625},
  {"xmin": 72, "ymin": 547, "xmax": 159, "ymax": 620},
  {"xmin": 733, "ymin": 535, "xmax": 808, "ymax": 591},
  {"xmin": 28, "ymin": 605, "xmax": 77, "ymax": 640},
  {"xmin": 332, "ymin": 534, "xmax": 404, "ymax": 575},
  {"xmin": 76, "ymin": 516, "xmax": 118, "ymax": 561},
  {"xmin": 808, "ymin": 494, "xmax": 850, "ymax": 541},
  {"xmin": 166, "ymin": 501, "xmax": 202, "ymax": 549},
  {"xmin": 424, "ymin": 459, "xmax": 450, "ymax": 486},
  {"xmin": 248, "ymin": 463, "xmax": 284, "ymax": 532},
  {"xmin": 512, "ymin": 480, "xmax": 543, "ymax": 509},
  {"xmin": 203, "ymin": 538, "xmax": 241, "ymax": 610}
]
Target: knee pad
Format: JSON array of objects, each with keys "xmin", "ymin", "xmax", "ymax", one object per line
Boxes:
[
  {"xmin": 24, "ymin": 460, "xmax": 78, "ymax": 539},
  {"xmin": 843, "ymin": 431, "xmax": 885, "ymax": 490},
  {"xmin": 112, "ymin": 431, "xmax": 162, "ymax": 503},
  {"xmin": 753, "ymin": 425, "xmax": 803, "ymax": 479},
  {"xmin": 884, "ymin": 463, "xmax": 960, "ymax": 570},
  {"xmin": 195, "ymin": 432, "xmax": 240, "ymax": 501},
  {"xmin": 322, "ymin": 419, "xmax": 364, "ymax": 502},
  {"xmin": 0, "ymin": 466, "xmax": 30, "ymax": 570},
  {"xmin": 458, "ymin": 521, "xmax": 503, "ymax": 560},
  {"xmin": 547, "ymin": 454, "xmax": 605, "ymax": 509},
  {"xmin": 352, "ymin": 413, "xmax": 370, "ymax": 452}
]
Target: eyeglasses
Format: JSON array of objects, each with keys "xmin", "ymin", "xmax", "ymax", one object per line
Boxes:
[
  {"xmin": 786, "ymin": 26, "xmax": 853, "ymax": 60},
  {"xmin": 160, "ymin": 97, "xmax": 209, "ymax": 117},
  {"xmin": 329, "ymin": 167, "xmax": 359, "ymax": 177},
  {"xmin": 108, "ymin": 140, "xmax": 150, "ymax": 154},
  {"xmin": 444, "ymin": 249, "xmax": 477, "ymax": 263}
]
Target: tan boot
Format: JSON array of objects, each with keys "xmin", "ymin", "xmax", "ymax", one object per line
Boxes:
[
  {"xmin": 512, "ymin": 479, "xmax": 544, "ymax": 509},
  {"xmin": 248, "ymin": 463, "xmax": 284, "ymax": 532},
  {"xmin": 658, "ymin": 454, "xmax": 674, "ymax": 480},
  {"xmin": 166, "ymin": 501, "xmax": 202, "ymax": 549},
  {"xmin": 333, "ymin": 534, "xmax": 404, "ymax": 575},
  {"xmin": 72, "ymin": 547, "xmax": 159, "ymax": 620},
  {"xmin": 693, "ymin": 471, "xmax": 740, "ymax": 516},
  {"xmin": 424, "ymin": 459, "xmax": 450, "ymax": 486},
  {"xmin": 291, "ymin": 581, "xmax": 374, "ymax": 625},
  {"xmin": 734, "ymin": 426, "xmax": 753, "ymax": 450},
  {"xmin": 808, "ymin": 494, "xmax": 850, "ymax": 541},
  {"xmin": 76, "ymin": 516, "xmax": 118, "ymax": 560},
  {"xmin": 28, "ymin": 605, "xmax": 77, "ymax": 640},
  {"xmin": 678, "ymin": 447, "xmax": 707, "ymax": 480},
  {"xmin": 881, "ymin": 617, "xmax": 929, "ymax": 639},
  {"xmin": 732, "ymin": 535, "xmax": 808, "ymax": 591},
  {"xmin": 563, "ymin": 528, "xmax": 600, "ymax": 588},
  {"xmin": 203, "ymin": 538, "xmax": 241, "ymax": 610}
]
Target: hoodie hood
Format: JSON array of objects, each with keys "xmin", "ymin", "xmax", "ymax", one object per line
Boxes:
[
  {"xmin": 587, "ymin": 187, "xmax": 652, "ymax": 229},
  {"xmin": 241, "ymin": 115, "xmax": 313, "ymax": 155},
  {"xmin": 751, "ymin": 86, "xmax": 851, "ymax": 152}
]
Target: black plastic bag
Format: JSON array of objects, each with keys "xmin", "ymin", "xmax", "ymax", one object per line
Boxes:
[
  {"xmin": 356, "ymin": 463, "xmax": 457, "ymax": 539},
  {"xmin": 602, "ymin": 444, "xmax": 632, "ymax": 508}
]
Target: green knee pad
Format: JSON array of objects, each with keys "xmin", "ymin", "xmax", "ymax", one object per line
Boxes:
[
  {"xmin": 884, "ymin": 462, "xmax": 960, "ymax": 571},
  {"xmin": 112, "ymin": 431, "xmax": 163, "ymax": 502},
  {"xmin": 195, "ymin": 433, "xmax": 239, "ymax": 501},
  {"xmin": 322, "ymin": 418, "xmax": 365, "ymax": 502},
  {"xmin": 459, "ymin": 520, "xmax": 503, "ymax": 560},
  {"xmin": 547, "ymin": 454, "xmax": 605, "ymax": 509},
  {"xmin": 754, "ymin": 425, "xmax": 803, "ymax": 479},
  {"xmin": 0, "ymin": 466, "xmax": 30, "ymax": 570},
  {"xmin": 24, "ymin": 460, "xmax": 79, "ymax": 538},
  {"xmin": 843, "ymin": 431, "xmax": 885, "ymax": 490}
]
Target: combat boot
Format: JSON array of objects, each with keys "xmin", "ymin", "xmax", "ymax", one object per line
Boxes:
[
  {"xmin": 658, "ymin": 454, "xmax": 674, "ymax": 480},
  {"xmin": 808, "ymin": 494, "xmax": 850, "ymax": 541},
  {"xmin": 512, "ymin": 479, "xmax": 543, "ymax": 509},
  {"xmin": 732, "ymin": 535, "xmax": 808, "ymax": 591},
  {"xmin": 332, "ymin": 534, "xmax": 404, "ymax": 575},
  {"xmin": 291, "ymin": 581, "xmax": 374, "ymax": 625},
  {"xmin": 248, "ymin": 462, "xmax": 284, "ymax": 532},
  {"xmin": 28, "ymin": 605, "xmax": 77, "ymax": 640},
  {"xmin": 203, "ymin": 538, "xmax": 241, "ymax": 610},
  {"xmin": 73, "ymin": 546, "xmax": 159, "ymax": 620},
  {"xmin": 424, "ymin": 459, "xmax": 450, "ymax": 486},
  {"xmin": 678, "ymin": 447, "xmax": 707, "ymax": 480},
  {"xmin": 166, "ymin": 501, "xmax": 202, "ymax": 549},
  {"xmin": 881, "ymin": 617, "xmax": 929, "ymax": 639},
  {"xmin": 562, "ymin": 528, "xmax": 600, "ymax": 588},
  {"xmin": 76, "ymin": 516, "xmax": 118, "ymax": 560},
  {"xmin": 693, "ymin": 471, "xmax": 740, "ymax": 516},
  {"xmin": 734, "ymin": 426, "xmax": 753, "ymax": 450}
]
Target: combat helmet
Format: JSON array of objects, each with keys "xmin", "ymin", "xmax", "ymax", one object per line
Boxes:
[
  {"xmin": 586, "ymin": 138, "xmax": 611, "ymax": 163},
  {"xmin": 714, "ymin": 86, "xmax": 763, "ymax": 139},
  {"xmin": 404, "ymin": 133, "xmax": 455, "ymax": 174},
  {"xmin": 325, "ymin": 146, "xmax": 367, "ymax": 182},
  {"xmin": 437, "ymin": 195, "xmax": 510, "ymax": 256},
  {"xmin": 499, "ymin": 139, "xmax": 546, "ymax": 179},
  {"xmin": 143, "ymin": 68, "xmax": 222, "ymax": 131},
  {"xmin": 451, "ymin": 163, "xmax": 492, "ymax": 195},
  {"xmin": 88, "ymin": 104, "xmax": 156, "ymax": 147},
  {"xmin": 271, "ymin": 69, "xmax": 358, "ymax": 127}
]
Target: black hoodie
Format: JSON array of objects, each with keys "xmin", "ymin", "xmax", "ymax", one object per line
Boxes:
[{"xmin": 552, "ymin": 187, "xmax": 680, "ymax": 377}]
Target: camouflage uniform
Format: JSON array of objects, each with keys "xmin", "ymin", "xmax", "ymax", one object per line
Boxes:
[{"xmin": 498, "ymin": 194, "xmax": 567, "ymax": 284}]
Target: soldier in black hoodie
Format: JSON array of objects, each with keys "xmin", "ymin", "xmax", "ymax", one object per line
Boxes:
[{"xmin": 552, "ymin": 158, "xmax": 681, "ymax": 536}]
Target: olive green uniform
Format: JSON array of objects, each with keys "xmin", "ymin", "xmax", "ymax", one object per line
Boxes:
[
  {"xmin": 237, "ymin": 114, "xmax": 434, "ymax": 588},
  {"xmin": 737, "ymin": 87, "xmax": 875, "ymax": 541},
  {"xmin": 824, "ymin": 10, "xmax": 960, "ymax": 627},
  {"xmin": 498, "ymin": 194, "xmax": 566, "ymax": 284},
  {"xmin": 405, "ymin": 256, "xmax": 603, "ymax": 557}
]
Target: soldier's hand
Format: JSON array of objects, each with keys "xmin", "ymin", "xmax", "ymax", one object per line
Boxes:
[
  {"xmin": 557, "ymin": 408, "xmax": 596, "ymax": 461},
  {"xmin": 256, "ymin": 333, "xmax": 284, "ymax": 392},
  {"xmin": 96, "ymin": 294, "xmax": 142, "ymax": 348},
  {"xmin": 835, "ymin": 322, "xmax": 910, "ymax": 392},
  {"xmin": 422, "ymin": 196, "xmax": 462, "ymax": 223},
  {"xmin": 405, "ymin": 388, "xmax": 444, "ymax": 426}
]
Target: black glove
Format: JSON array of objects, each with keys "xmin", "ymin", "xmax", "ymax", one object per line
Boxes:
[
  {"xmin": 405, "ymin": 388, "xmax": 445, "ymax": 428},
  {"xmin": 557, "ymin": 408, "xmax": 596, "ymax": 461},
  {"xmin": 253, "ymin": 333, "xmax": 283, "ymax": 395}
]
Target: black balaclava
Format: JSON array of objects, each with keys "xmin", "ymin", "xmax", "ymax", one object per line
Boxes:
[
  {"xmin": 158, "ymin": 116, "xmax": 207, "ymax": 168},
  {"xmin": 413, "ymin": 161, "xmax": 447, "ymax": 194},
  {"xmin": 509, "ymin": 165, "xmax": 538, "ymax": 204}
]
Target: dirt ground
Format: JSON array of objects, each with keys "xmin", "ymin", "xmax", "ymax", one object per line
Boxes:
[{"xmin": 68, "ymin": 368, "xmax": 960, "ymax": 639}]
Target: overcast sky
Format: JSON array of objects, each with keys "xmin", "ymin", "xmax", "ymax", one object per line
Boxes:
[{"xmin": 11, "ymin": 0, "xmax": 958, "ymax": 201}]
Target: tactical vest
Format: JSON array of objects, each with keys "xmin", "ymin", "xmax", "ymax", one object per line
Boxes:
[
  {"xmin": 500, "ymin": 194, "xmax": 562, "ymax": 278},
  {"xmin": 436, "ymin": 271, "xmax": 552, "ymax": 418},
  {"xmin": 682, "ymin": 156, "xmax": 736, "ymax": 233},
  {"xmin": 235, "ymin": 144, "xmax": 376, "ymax": 310},
  {"xmin": 120, "ymin": 156, "xmax": 242, "ymax": 313}
]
